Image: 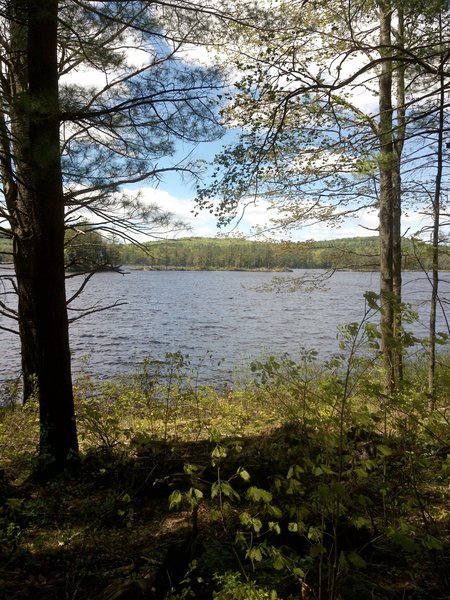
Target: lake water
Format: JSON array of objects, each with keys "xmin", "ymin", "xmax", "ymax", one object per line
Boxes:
[{"xmin": 1, "ymin": 268, "xmax": 449, "ymax": 383}]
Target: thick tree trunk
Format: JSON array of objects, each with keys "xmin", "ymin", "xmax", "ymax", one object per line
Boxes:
[{"xmin": 9, "ymin": 0, "xmax": 78, "ymax": 470}]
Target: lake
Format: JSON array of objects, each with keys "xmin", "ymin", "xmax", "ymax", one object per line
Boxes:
[{"xmin": 1, "ymin": 268, "xmax": 449, "ymax": 384}]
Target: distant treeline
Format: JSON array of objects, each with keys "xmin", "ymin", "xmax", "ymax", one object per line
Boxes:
[
  {"xmin": 1, "ymin": 235, "xmax": 450, "ymax": 271},
  {"xmin": 117, "ymin": 236, "xmax": 450, "ymax": 271}
]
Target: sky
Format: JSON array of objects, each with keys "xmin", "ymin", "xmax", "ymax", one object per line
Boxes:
[
  {"xmin": 133, "ymin": 183, "xmax": 431, "ymax": 242},
  {"xmin": 107, "ymin": 72, "xmax": 431, "ymax": 243},
  {"xmin": 126, "ymin": 132, "xmax": 432, "ymax": 242},
  {"xmin": 59, "ymin": 10, "xmax": 438, "ymax": 245}
]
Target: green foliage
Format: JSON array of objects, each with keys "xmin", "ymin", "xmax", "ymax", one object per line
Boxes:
[
  {"xmin": 0, "ymin": 335, "xmax": 449, "ymax": 599},
  {"xmin": 213, "ymin": 572, "xmax": 278, "ymax": 599},
  {"xmin": 160, "ymin": 312, "xmax": 449, "ymax": 598},
  {"xmin": 0, "ymin": 495, "xmax": 23, "ymax": 555},
  {"xmin": 0, "ymin": 397, "xmax": 40, "ymax": 476}
]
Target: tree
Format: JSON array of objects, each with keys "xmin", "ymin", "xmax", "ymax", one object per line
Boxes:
[
  {"xmin": 408, "ymin": 8, "xmax": 450, "ymax": 404},
  {"xmin": 0, "ymin": 0, "xmax": 225, "ymax": 472},
  {"xmin": 378, "ymin": 0, "xmax": 399, "ymax": 393},
  {"xmin": 65, "ymin": 227, "xmax": 121, "ymax": 272},
  {"xmin": 0, "ymin": 0, "xmax": 79, "ymax": 469},
  {"xmin": 197, "ymin": 0, "xmax": 450, "ymax": 392}
]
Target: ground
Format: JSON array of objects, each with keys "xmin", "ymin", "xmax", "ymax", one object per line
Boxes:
[{"xmin": 1, "ymin": 360, "xmax": 449, "ymax": 599}]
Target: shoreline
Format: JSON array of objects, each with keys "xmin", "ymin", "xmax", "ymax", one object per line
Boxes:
[{"xmin": 130, "ymin": 265, "xmax": 293, "ymax": 272}]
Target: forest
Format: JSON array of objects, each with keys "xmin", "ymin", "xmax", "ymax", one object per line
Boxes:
[
  {"xmin": 0, "ymin": 1, "xmax": 449, "ymax": 599},
  {"xmin": 118, "ymin": 236, "xmax": 450, "ymax": 271}
]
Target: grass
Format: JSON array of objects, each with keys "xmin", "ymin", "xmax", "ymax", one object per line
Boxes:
[{"xmin": 0, "ymin": 352, "xmax": 449, "ymax": 599}]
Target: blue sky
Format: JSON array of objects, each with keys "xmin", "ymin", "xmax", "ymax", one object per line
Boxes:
[{"xmin": 132, "ymin": 129, "xmax": 431, "ymax": 242}]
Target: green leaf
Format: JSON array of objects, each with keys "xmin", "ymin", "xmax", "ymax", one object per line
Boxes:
[
  {"xmin": 184, "ymin": 463, "xmax": 201, "ymax": 475},
  {"xmin": 247, "ymin": 546, "xmax": 263, "ymax": 562},
  {"xmin": 235, "ymin": 531, "xmax": 246, "ymax": 546},
  {"xmin": 348, "ymin": 551, "xmax": 367, "ymax": 569},
  {"xmin": 292, "ymin": 567, "xmax": 305, "ymax": 578},
  {"xmin": 211, "ymin": 444, "xmax": 228, "ymax": 460},
  {"xmin": 237, "ymin": 467, "xmax": 251, "ymax": 482},
  {"xmin": 268, "ymin": 504, "xmax": 282, "ymax": 518},
  {"xmin": 211, "ymin": 481, "xmax": 240, "ymax": 501},
  {"xmin": 364, "ymin": 291, "xmax": 380, "ymax": 310},
  {"xmin": 422, "ymin": 535, "xmax": 444, "ymax": 550},
  {"xmin": 273, "ymin": 554, "xmax": 284, "ymax": 570},
  {"xmin": 269, "ymin": 521, "xmax": 281, "ymax": 534},
  {"xmin": 307, "ymin": 526, "xmax": 322, "ymax": 542},
  {"xmin": 287, "ymin": 464, "xmax": 303, "ymax": 479},
  {"xmin": 377, "ymin": 444, "xmax": 393, "ymax": 457},
  {"xmin": 169, "ymin": 490, "xmax": 183, "ymax": 510},
  {"xmin": 209, "ymin": 509, "xmax": 221, "ymax": 522},
  {"xmin": 239, "ymin": 512, "xmax": 262, "ymax": 533},
  {"xmin": 355, "ymin": 467, "xmax": 368, "ymax": 479},
  {"xmin": 6, "ymin": 498, "xmax": 23, "ymax": 511},
  {"xmin": 389, "ymin": 532, "xmax": 419, "ymax": 553},
  {"xmin": 246, "ymin": 486, "xmax": 273, "ymax": 504},
  {"xmin": 352, "ymin": 516, "xmax": 371, "ymax": 530},
  {"xmin": 309, "ymin": 543, "xmax": 326, "ymax": 557},
  {"xmin": 187, "ymin": 487, "xmax": 203, "ymax": 505},
  {"xmin": 239, "ymin": 511, "xmax": 252, "ymax": 526},
  {"xmin": 251, "ymin": 517, "xmax": 263, "ymax": 533}
]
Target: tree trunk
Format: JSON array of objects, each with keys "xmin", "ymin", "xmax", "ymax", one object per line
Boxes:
[
  {"xmin": 378, "ymin": 0, "xmax": 396, "ymax": 394},
  {"xmin": 2, "ymin": 1, "xmax": 38, "ymax": 401},
  {"xmin": 392, "ymin": 8, "xmax": 405, "ymax": 385},
  {"xmin": 9, "ymin": 0, "xmax": 78, "ymax": 470},
  {"xmin": 428, "ymin": 13, "xmax": 445, "ymax": 409}
]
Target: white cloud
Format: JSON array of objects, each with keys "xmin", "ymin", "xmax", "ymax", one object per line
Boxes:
[
  {"xmin": 130, "ymin": 186, "xmax": 432, "ymax": 242},
  {"xmin": 69, "ymin": 180, "xmax": 436, "ymax": 244},
  {"xmin": 61, "ymin": 68, "xmax": 107, "ymax": 90}
]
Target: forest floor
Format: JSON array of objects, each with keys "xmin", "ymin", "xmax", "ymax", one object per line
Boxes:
[{"xmin": 1, "ymin": 357, "xmax": 449, "ymax": 599}]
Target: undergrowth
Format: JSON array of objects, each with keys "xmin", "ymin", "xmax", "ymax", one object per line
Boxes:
[{"xmin": 0, "ymin": 346, "xmax": 449, "ymax": 599}]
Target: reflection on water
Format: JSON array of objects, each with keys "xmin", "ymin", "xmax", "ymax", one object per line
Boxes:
[{"xmin": 1, "ymin": 269, "xmax": 449, "ymax": 383}]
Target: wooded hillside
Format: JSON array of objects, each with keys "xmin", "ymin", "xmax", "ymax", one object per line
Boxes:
[{"xmin": 117, "ymin": 236, "xmax": 450, "ymax": 271}]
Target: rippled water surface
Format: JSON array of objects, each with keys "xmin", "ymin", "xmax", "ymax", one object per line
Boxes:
[{"xmin": 1, "ymin": 268, "xmax": 449, "ymax": 382}]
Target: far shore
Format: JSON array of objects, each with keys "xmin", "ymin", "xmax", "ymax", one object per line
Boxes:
[{"xmin": 130, "ymin": 265, "xmax": 293, "ymax": 272}]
